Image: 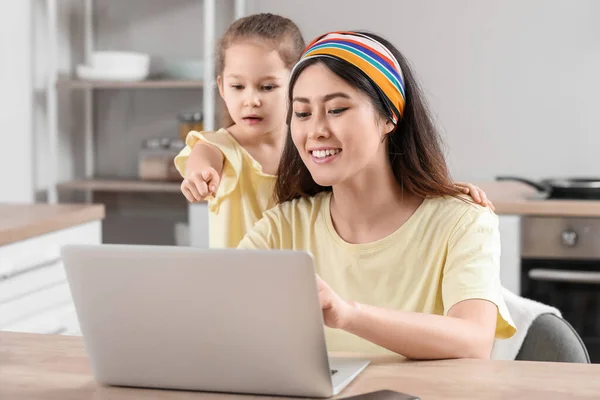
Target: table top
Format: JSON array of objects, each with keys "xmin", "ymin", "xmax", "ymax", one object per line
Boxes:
[{"xmin": 1, "ymin": 332, "xmax": 599, "ymax": 399}]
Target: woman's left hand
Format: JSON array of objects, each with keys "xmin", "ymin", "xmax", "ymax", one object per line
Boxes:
[
  {"xmin": 316, "ymin": 274, "xmax": 354, "ymax": 329},
  {"xmin": 455, "ymin": 182, "xmax": 495, "ymax": 211}
]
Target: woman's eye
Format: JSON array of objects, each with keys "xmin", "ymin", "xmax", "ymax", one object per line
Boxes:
[
  {"xmin": 294, "ymin": 111, "xmax": 310, "ymax": 119},
  {"xmin": 329, "ymin": 107, "xmax": 349, "ymax": 115},
  {"xmin": 262, "ymin": 85, "xmax": 277, "ymax": 91},
  {"xmin": 231, "ymin": 85, "xmax": 244, "ymax": 90}
]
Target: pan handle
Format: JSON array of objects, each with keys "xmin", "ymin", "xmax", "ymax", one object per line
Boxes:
[{"xmin": 495, "ymin": 176, "xmax": 549, "ymax": 192}]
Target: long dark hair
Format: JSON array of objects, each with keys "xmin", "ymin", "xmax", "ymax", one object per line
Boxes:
[{"xmin": 275, "ymin": 31, "xmax": 462, "ymax": 203}]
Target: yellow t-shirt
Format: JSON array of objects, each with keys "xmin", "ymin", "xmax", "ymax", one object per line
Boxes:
[
  {"xmin": 238, "ymin": 192, "xmax": 516, "ymax": 355},
  {"xmin": 174, "ymin": 129, "xmax": 276, "ymax": 248}
]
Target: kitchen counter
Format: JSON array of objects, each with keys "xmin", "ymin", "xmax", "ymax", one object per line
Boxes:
[
  {"xmin": 0, "ymin": 203, "xmax": 105, "ymax": 246},
  {"xmin": 479, "ymin": 181, "xmax": 600, "ymax": 217},
  {"xmin": 1, "ymin": 331, "xmax": 599, "ymax": 400},
  {"xmin": 0, "ymin": 204, "xmax": 103, "ymax": 336}
]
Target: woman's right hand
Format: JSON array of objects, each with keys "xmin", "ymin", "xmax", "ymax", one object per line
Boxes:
[{"xmin": 181, "ymin": 167, "xmax": 221, "ymax": 202}]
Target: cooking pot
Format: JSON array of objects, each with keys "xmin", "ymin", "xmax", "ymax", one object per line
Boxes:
[{"xmin": 495, "ymin": 176, "xmax": 600, "ymax": 200}]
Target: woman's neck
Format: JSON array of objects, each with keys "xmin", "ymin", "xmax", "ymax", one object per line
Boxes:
[{"xmin": 330, "ymin": 162, "xmax": 423, "ymax": 244}]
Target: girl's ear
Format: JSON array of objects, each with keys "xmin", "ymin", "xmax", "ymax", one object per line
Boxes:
[{"xmin": 217, "ymin": 75, "xmax": 225, "ymax": 99}]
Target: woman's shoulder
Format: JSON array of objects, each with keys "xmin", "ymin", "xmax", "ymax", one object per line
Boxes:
[
  {"xmin": 263, "ymin": 192, "xmax": 331, "ymax": 226},
  {"xmin": 239, "ymin": 193, "xmax": 330, "ymax": 249},
  {"xmin": 423, "ymin": 194, "xmax": 498, "ymax": 232}
]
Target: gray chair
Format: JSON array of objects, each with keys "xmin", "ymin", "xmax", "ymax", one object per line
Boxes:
[{"xmin": 515, "ymin": 313, "xmax": 590, "ymax": 363}]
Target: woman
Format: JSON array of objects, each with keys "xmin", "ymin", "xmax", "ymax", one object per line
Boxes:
[{"xmin": 239, "ymin": 31, "xmax": 515, "ymax": 360}]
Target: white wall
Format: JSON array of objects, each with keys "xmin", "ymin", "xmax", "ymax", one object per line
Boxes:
[
  {"xmin": 250, "ymin": 0, "xmax": 600, "ymax": 182},
  {"xmin": 32, "ymin": 0, "xmax": 81, "ymax": 200},
  {"xmin": 0, "ymin": 1, "xmax": 33, "ymax": 202}
]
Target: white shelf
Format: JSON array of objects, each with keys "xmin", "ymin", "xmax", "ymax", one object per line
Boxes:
[
  {"xmin": 57, "ymin": 179, "xmax": 183, "ymax": 194},
  {"xmin": 56, "ymin": 77, "xmax": 204, "ymax": 90}
]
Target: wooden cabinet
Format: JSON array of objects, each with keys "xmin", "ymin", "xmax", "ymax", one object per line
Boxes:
[{"xmin": 0, "ymin": 221, "xmax": 101, "ymax": 335}]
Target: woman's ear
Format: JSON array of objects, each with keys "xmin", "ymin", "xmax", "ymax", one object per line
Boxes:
[
  {"xmin": 379, "ymin": 119, "xmax": 396, "ymax": 143},
  {"xmin": 384, "ymin": 119, "xmax": 395, "ymax": 135}
]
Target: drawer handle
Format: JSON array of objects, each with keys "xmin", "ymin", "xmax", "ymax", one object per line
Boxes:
[
  {"xmin": 0, "ymin": 258, "xmax": 61, "ymax": 282},
  {"xmin": 528, "ymin": 268, "xmax": 600, "ymax": 284},
  {"xmin": 47, "ymin": 326, "xmax": 68, "ymax": 335}
]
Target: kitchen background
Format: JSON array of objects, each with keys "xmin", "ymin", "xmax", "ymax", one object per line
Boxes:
[
  {"xmin": 3, "ymin": 0, "xmax": 600, "ymax": 245},
  {"xmin": 1, "ymin": 0, "xmax": 600, "ymax": 360}
]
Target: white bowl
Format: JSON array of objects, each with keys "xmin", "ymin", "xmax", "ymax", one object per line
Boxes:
[
  {"xmin": 76, "ymin": 64, "xmax": 149, "ymax": 82},
  {"xmin": 90, "ymin": 51, "xmax": 150, "ymax": 71},
  {"xmin": 163, "ymin": 59, "xmax": 204, "ymax": 80}
]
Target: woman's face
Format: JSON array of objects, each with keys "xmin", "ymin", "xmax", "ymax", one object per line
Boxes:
[{"xmin": 290, "ymin": 62, "xmax": 393, "ymax": 187}]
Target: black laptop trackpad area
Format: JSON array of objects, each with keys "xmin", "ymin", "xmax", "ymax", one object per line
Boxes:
[{"xmin": 339, "ymin": 389, "xmax": 420, "ymax": 400}]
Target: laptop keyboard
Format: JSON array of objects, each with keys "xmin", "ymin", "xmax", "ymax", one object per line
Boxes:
[{"xmin": 330, "ymin": 369, "xmax": 338, "ymax": 376}]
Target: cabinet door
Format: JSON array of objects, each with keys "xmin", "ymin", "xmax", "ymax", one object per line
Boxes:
[
  {"xmin": 0, "ymin": 274, "xmax": 72, "ymax": 331},
  {"xmin": 498, "ymin": 216, "xmax": 521, "ymax": 295},
  {"xmin": 0, "ymin": 221, "xmax": 101, "ymax": 335},
  {"xmin": 0, "ymin": 221, "xmax": 101, "ymax": 278},
  {"xmin": 0, "ymin": 258, "xmax": 65, "ymax": 306},
  {"xmin": 3, "ymin": 302, "xmax": 78, "ymax": 336}
]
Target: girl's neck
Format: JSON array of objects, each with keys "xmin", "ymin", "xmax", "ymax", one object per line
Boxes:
[
  {"xmin": 329, "ymin": 162, "xmax": 423, "ymax": 244},
  {"xmin": 227, "ymin": 123, "xmax": 284, "ymax": 148},
  {"xmin": 226, "ymin": 122, "xmax": 287, "ymax": 175}
]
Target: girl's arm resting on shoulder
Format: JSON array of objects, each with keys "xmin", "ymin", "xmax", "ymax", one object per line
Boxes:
[{"xmin": 343, "ymin": 298, "xmax": 497, "ymax": 360}]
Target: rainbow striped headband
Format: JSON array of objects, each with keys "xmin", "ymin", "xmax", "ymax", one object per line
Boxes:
[{"xmin": 293, "ymin": 31, "xmax": 405, "ymax": 124}]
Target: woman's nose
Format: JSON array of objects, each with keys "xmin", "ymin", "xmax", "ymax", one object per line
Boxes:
[{"xmin": 307, "ymin": 113, "xmax": 331, "ymax": 140}]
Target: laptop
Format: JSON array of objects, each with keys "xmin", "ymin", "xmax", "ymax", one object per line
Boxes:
[{"xmin": 61, "ymin": 244, "xmax": 370, "ymax": 398}]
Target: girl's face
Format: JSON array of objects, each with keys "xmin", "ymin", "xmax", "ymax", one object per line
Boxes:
[
  {"xmin": 290, "ymin": 63, "xmax": 393, "ymax": 187},
  {"xmin": 218, "ymin": 40, "xmax": 290, "ymax": 136}
]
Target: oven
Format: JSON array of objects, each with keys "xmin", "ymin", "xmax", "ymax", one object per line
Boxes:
[{"xmin": 521, "ymin": 216, "xmax": 600, "ymax": 363}]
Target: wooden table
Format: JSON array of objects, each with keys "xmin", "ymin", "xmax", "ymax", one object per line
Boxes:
[{"xmin": 1, "ymin": 332, "xmax": 599, "ymax": 400}]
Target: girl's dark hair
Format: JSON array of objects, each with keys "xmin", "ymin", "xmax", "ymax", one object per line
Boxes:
[
  {"xmin": 275, "ymin": 31, "xmax": 462, "ymax": 203},
  {"xmin": 216, "ymin": 13, "xmax": 305, "ymax": 127}
]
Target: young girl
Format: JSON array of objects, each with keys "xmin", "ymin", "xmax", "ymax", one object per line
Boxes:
[
  {"xmin": 176, "ymin": 14, "xmax": 492, "ymax": 249},
  {"xmin": 175, "ymin": 13, "xmax": 305, "ymax": 248},
  {"xmin": 239, "ymin": 31, "xmax": 516, "ymax": 360}
]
